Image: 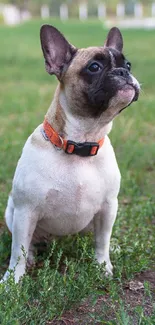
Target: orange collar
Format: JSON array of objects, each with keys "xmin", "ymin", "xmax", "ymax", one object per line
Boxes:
[{"xmin": 42, "ymin": 119, "xmax": 104, "ymax": 157}]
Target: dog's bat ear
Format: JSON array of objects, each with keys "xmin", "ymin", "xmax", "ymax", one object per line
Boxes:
[
  {"xmin": 40, "ymin": 25, "xmax": 77, "ymax": 80},
  {"xmin": 104, "ymin": 27, "xmax": 123, "ymax": 52}
]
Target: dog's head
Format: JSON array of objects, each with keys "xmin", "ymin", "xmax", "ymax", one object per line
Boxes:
[{"xmin": 40, "ymin": 25, "xmax": 140, "ymax": 124}]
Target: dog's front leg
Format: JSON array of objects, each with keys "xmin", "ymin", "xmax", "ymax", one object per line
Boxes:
[
  {"xmin": 3, "ymin": 207, "xmax": 37, "ymax": 283},
  {"xmin": 94, "ymin": 198, "xmax": 118, "ymax": 275}
]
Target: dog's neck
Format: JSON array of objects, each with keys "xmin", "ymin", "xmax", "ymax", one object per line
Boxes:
[{"xmin": 45, "ymin": 84, "xmax": 113, "ymax": 143}]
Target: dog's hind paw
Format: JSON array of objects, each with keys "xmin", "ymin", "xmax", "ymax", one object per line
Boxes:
[{"xmin": 27, "ymin": 245, "xmax": 36, "ymax": 268}]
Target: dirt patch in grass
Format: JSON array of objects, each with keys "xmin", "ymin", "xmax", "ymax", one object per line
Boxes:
[
  {"xmin": 49, "ymin": 270, "xmax": 155, "ymax": 325},
  {"xmin": 124, "ymin": 270, "xmax": 155, "ymax": 318}
]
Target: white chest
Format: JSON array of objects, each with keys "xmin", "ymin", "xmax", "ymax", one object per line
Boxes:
[{"xmin": 37, "ymin": 158, "xmax": 104, "ymax": 235}]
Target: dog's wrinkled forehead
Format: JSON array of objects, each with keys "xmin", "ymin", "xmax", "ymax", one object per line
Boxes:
[{"xmin": 67, "ymin": 46, "xmax": 125, "ymax": 75}]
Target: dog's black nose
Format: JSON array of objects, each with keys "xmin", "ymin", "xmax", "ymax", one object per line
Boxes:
[{"xmin": 113, "ymin": 68, "xmax": 130, "ymax": 79}]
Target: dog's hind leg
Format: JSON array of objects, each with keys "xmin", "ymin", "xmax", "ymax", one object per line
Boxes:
[
  {"xmin": 4, "ymin": 193, "xmax": 14, "ymax": 233},
  {"xmin": 2, "ymin": 207, "xmax": 38, "ymax": 283}
]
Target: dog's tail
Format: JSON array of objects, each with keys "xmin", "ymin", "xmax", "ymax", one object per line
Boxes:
[{"xmin": 4, "ymin": 192, "xmax": 14, "ymax": 234}]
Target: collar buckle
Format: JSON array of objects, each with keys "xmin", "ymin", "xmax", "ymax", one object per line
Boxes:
[{"xmin": 65, "ymin": 140, "xmax": 99, "ymax": 157}]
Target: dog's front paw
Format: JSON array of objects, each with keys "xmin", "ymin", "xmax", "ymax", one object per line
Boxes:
[
  {"xmin": 95, "ymin": 254, "xmax": 113, "ymax": 276},
  {"xmin": 1, "ymin": 264, "xmax": 26, "ymax": 284},
  {"xmin": 105, "ymin": 261, "xmax": 113, "ymax": 277}
]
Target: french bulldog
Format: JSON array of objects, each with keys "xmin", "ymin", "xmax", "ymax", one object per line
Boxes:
[{"xmin": 2, "ymin": 25, "xmax": 140, "ymax": 283}]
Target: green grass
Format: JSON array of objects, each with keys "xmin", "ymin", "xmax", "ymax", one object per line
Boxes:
[{"xmin": 0, "ymin": 19, "xmax": 155, "ymax": 324}]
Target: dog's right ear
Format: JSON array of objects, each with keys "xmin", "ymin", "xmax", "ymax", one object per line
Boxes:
[{"xmin": 40, "ymin": 25, "xmax": 77, "ymax": 80}]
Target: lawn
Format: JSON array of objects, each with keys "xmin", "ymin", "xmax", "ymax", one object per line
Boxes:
[{"xmin": 0, "ymin": 19, "xmax": 155, "ymax": 324}]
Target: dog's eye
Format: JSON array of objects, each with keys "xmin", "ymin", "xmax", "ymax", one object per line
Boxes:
[
  {"xmin": 126, "ymin": 61, "xmax": 131, "ymax": 71},
  {"xmin": 88, "ymin": 62, "xmax": 101, "ymax": 73}
]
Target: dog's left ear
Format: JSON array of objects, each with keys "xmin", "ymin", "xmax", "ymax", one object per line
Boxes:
[
  {"xmin": 40, "ymin": 24, "xmax": 77, "ymax": 80},
  {"xmin": 104, "ymin": 27, "xmax": 123, "ymax": 52}
]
